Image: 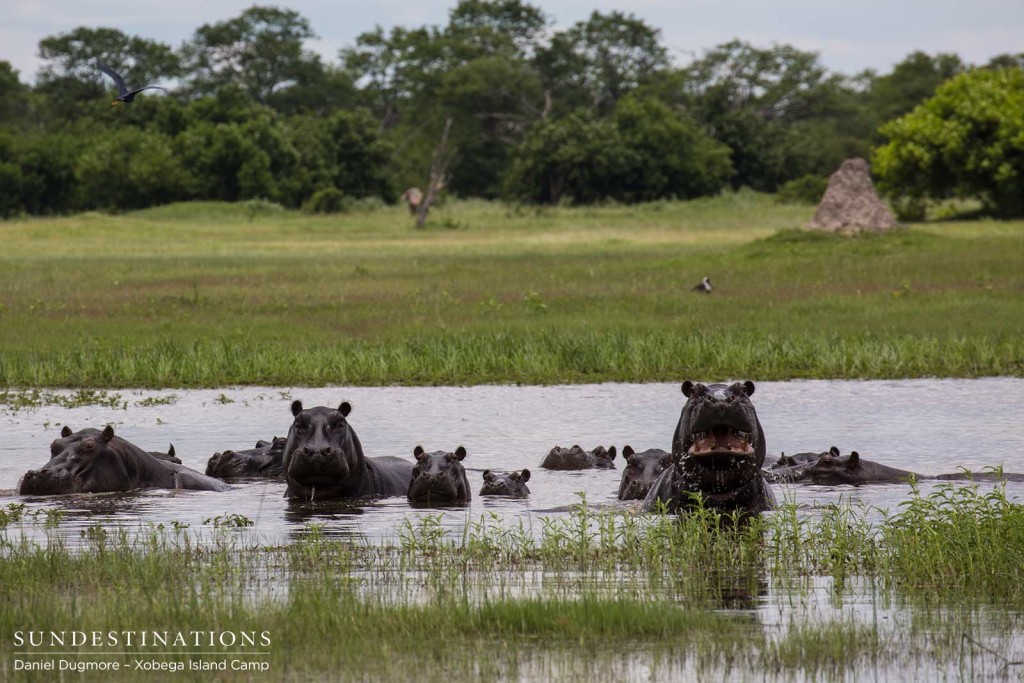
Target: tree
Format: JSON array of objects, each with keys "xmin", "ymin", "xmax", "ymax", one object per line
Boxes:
[
  {"xmin": 37, "ymin": 27, "xmax": 180, "ymax": 101},
  {"xmin": 0, "ymin": 61, "xmax": 30, "ymax": 126},
  {"xmin": 678, "ymin": 41, "xmax": 863, "ymax": 190},
  {"xmin": 75, "ymin": 128, "xmax": 189, "ymax": 210},
  {"xmin": 534, "ymin": 11, "xmax": 668, "ymax": 115},
  {"xmin": 873, "ymin": 67, "xmax": 1024, "ymax": 217},
  {"xmin": 863, "ymin": 51, "xmax": 964, "ymax": 139},
  {"xmin": 446, "ymin": 0, "xmax": 548, "ymax": 59},
  {"xmin": 504, "ymin": 97, "xmax": 731, "ymax": 204},
  {"xmin": 183, "ymin": 6, "xmax": 322, "ymax": 104}
]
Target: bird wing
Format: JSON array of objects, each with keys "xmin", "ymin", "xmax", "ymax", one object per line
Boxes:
[
  {"xmin": 97, "ymin": 62, "xmax": 128, "ymax": 95},
  {"xmin": 127, "ymin": 85, "xmax": 167, "ymax": 96}
]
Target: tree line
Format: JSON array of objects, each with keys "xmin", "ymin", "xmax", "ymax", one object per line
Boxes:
[{"xmin": 1, "ymin": 1, "xmax": 1022, "ymax": 218}]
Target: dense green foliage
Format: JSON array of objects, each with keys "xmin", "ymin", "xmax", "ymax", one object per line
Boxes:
[
  {"xmin": 874, "ymin": 68, "xmax": 1024, "ymax": 217},
  {"xmin": 2, "ymin": 2, "xmax": 1021, "ymax": 217}
]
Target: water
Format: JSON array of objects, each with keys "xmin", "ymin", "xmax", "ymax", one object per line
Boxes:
[
  {"xmin": 2, "ymin": 378, "xmax": 1023, "ymax": 544},
  {"xmin": 3, "ymin": 378, "xmax": 1024, "ymax": 680}
]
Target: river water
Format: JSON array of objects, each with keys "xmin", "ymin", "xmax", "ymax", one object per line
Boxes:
[{"xmin": 1, "ymin": 378, "xmax": 1022, "ymax": 544}]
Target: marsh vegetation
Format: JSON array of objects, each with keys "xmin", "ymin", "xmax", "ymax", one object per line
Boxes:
[{"xmin": 1, "ymin": 195, "xmax": 1021, "ymax": 387}]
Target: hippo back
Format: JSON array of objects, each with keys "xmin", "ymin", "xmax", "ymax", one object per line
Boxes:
[{"xmin": 21, "ymin": 426, "xmax": 227, "ymax": 495}]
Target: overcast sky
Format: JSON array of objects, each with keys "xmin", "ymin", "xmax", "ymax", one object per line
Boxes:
[{"xmin": 3, "ymin": 0, "xmax": 1023, "ymax": 83}]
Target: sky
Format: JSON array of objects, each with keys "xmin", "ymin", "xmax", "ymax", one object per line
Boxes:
[{"xmin": 3, "ymin": 0, "xmax": 1023, "ymax": 84}]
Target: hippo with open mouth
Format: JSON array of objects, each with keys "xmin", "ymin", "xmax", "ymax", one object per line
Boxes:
[
  {"xmin": 282, "ymin": 400, "xmax": 413, "ymax": 501},
  {"xmin": 643, "ymin": 380, "xmax": 774, "ymax": 515},
  {"xmin": 206, "ymin": 437, "xmax": 286, "ymax": 480},
  {"xmin": 20, "ymin": 426, "xmax": 229, "ymax": 495},
  {"xmin": 479, "ymin": 469, "xmax": 531, "ymax": 497},
  {"xmin": 407, "ymin": 446, "xmax": 471, "ymax": 505},
  {"xmin": 618, "ymin": 446, "xmax": 672, "ymax": 500},
  {"xmin": 540, "ymin": 444, "xmax": 617, "ymax": 470}
]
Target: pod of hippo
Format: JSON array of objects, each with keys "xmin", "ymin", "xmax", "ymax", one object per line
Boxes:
[
  {"xmin": 774, "ymin": 447, "xmax": 1024, "ymax": 485},
  {"xmin": 282, "ymin": 401, "xmax": 413, "ymax": 501},
  {"xmin": 540, "ymin": 444, "xmax": 617, "ymax": 470},
  {"xmin": 479, "ymin": 469, "xmax": 531, "ymax": 497},
  {"xmin": 206, "ymin": 437, "xmax": 287, "ymax": 480},
  {"xmin": 20, "ymin": 426, "xmax": 229, "ymax": 495},
  {"xmin": 643, "ymin": 381, "xmax": 774, "ymax": 516},
  {"xmin": 407, "ymin": 446, "xmax": 472, "ymax": 504},
  {"xmin": 617, "ymin": 446, "xmax": 672, "ymax": 500}
]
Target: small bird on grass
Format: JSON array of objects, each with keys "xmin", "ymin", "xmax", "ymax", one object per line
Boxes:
[
  {"xmin": 97, "ymin": 62, "xmax": 167, "ymax": 105},
  {"xmin": 692, "ymin": 276, "xmax": 713, "ymax": 294}
]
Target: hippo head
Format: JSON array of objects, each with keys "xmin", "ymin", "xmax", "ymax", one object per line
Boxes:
[
  {"xmin": 803, "ymin": 448, "xmax": 864, "ymax": 485},
  {"xmin": 479, "ymin": 469, "xmax": 531, "ymax": 497},
  {"xmin": 282, "ymin": 400, "xmax": 363, "ymax": 498},
  {"xmin": 618, "ymin": 446, "xmax": 672, "ymax": 500},
  {"xmin": 589, "ymin": 445, "xmax": 617, "ymax": 469},
  {"xmin": 20, "ymin": 426, "xmax": 131, "ymax": 495},
  {"xmin": 407, "ymin": 446, "xmax": 470, "ymax": 504},
  {"xmin": 673, "ymin": 380, "xmax": 766, "ymax": 493}
]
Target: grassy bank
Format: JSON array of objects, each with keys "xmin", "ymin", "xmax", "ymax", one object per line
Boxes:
[
  {"xmin": 2, "ymin": 483, "xmax": 1023, "ymax": 680},
  {"xmin": 1, "ymin": 194, "xmax": 1021, "ymax": 387}
]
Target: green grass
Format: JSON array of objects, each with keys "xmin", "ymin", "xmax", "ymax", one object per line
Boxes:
[
  {"xmin": 2, "ymin": 483, "xmax": 1023, "ymax": 680},
  {"xmin": 1, "ymin": 193, "xmax": 1022, "ymax": 387}
]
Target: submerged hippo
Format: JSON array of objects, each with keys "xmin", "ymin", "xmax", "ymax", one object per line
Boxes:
[
  {"xmin": 479, "ymin": 469, "xmax": 531, "ymax": 497},
  {"xmin": 618, "ymin": 446, "xmax": 672, "ymax": 500},
  {"xmin": 407, "ymin": 446, "xmax": 471, "ymax": 505},
  {"xmin": 50, "ymin": 425, "xmax": 180, "ymax": 465},
  {"xmin": 643, "ymin": 381, "xmax": 774, "ymax": 516},
  {"xmin": 799, "ymin": 449, "xmax": 1024, "ymax": 485},
  {"xmin": 206, "ymin": 437, "xmax": 286, "ymax": 480},
  {"xmin": 282, "ymin": 401, "xmax": 413, "ymax": 501},
  {"xmin": 20, "ymin": 426, "xmax": 229, "ymax": 495},
  {"xmin": 764, "ymin": 448, "xmax": 840, "ymax": 483},
  {"xmin": 540, "ymin": 444, "xmax": 617, "ymax": 470}
]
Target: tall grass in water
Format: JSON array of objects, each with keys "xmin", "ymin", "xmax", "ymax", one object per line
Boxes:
[{"xmin": 2, "ymin": 484, "xmax": 1024, "ymax": 679}]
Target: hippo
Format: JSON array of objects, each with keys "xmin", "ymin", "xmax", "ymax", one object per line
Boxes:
[
  {"xmin": 206, "ymin": 437, "xmax": 286, "ymax": 480},
  {"xmin": 407, "ymin": 446, "xmax": 472, "ymax": 505},
  {"xmin": 799, "ymin": 449, "xmax": 1024, "ymax": 485},
  {"xmin": 540, "ymin": 444, "xmax": 617, "ymax": 470},
  {"xmin": 149, "ymin": 444, "xmax": 181, "ymax": 465},
  {"xmin": 618, "ymin": 446, "xmax": 672, "ymax": 500},
  {"xmin": 50, "ymin": 425, "xmax": 180, "ymax": 465},
  {"xmin": 282, "ymin": 400, "xmax": 413, "ymax": 501},
  {"xmin": 764, "ymin": 448, "xmax": 840, "ymax": 483},
  {"xmin": 643, "ymin": 381, "xmax": 774, "ymax": 516},
  {"xmin": 479, "ymin": 469, "xmax": 531, "ymax": 497},
  {"xmin": 20, "ymin": 426, "xmax": 230, "ymax": 495}
]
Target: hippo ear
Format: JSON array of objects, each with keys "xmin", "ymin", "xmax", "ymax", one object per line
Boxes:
[
  {"xmin": 483, "ymin": 470, "xmax": 494, "ymax": 482},
  {"xmin": 520, "ymin": 468, "xmax": 531, "ymax": 482},
  {"xmin": 743, "ymin": 381, "xmax": 755, "ymax": 396},
  {"xmin": 623, "ymin": 445, "xmax": 635, "ymax": 457},
  {"xmin": 101, "ymin": 425, "xmax": 115, "ymax": 443},
  {"xmin": 455, "ymin": 446, "xmax": 467, "ymax": 461},
  {"xmin": 607, "ymin": 446, "xmax": 616, "ymax": 460},
  {"xmin": 414, "ymin": 446, "xmax": 427, "ymax": 462},
  {"xmin": 778, "ymin": 453, "xmax": 794, "ymax": 467},
  {"xmin": 829, "ymin": 446, "xmax": 840, "ymax": 457},
  {"xmin": 291, "ymin": 400, "xmax": 304, "ymax": 417},
  {"xmin": 61, "ymin": 425, "xmax": 73, "ymax": 437},
  {"xmin": 846, "ymin": 451, "xmax": 861, "ymax": 469},
  {"xmin": 682, "ymin": 381, "xmax": 694, "ymax": 397},
  {"xmin": 168, "ymin": 444, "xmax": 175, "ymax": 457},
  {"xmin": 338, "ymin": 402, "xmax": 352, "ymax": 417}
]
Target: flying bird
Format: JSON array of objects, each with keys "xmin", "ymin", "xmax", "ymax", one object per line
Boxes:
[
  {"xmin": 97, "ymin": 62, "xmax": 166, "ymax": 105},
  {"xmin": 692, "ymin": 276, "xmax": 712, "ymax": 294}
]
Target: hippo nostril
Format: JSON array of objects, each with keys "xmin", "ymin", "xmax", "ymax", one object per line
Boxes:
[
  {"xmin": 320, "ymin": 448, "xmax": 332, "ymax": 456},
  {"xmin": 301, "ymin": 447, "xmax": 312, "ymax": 456}
]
